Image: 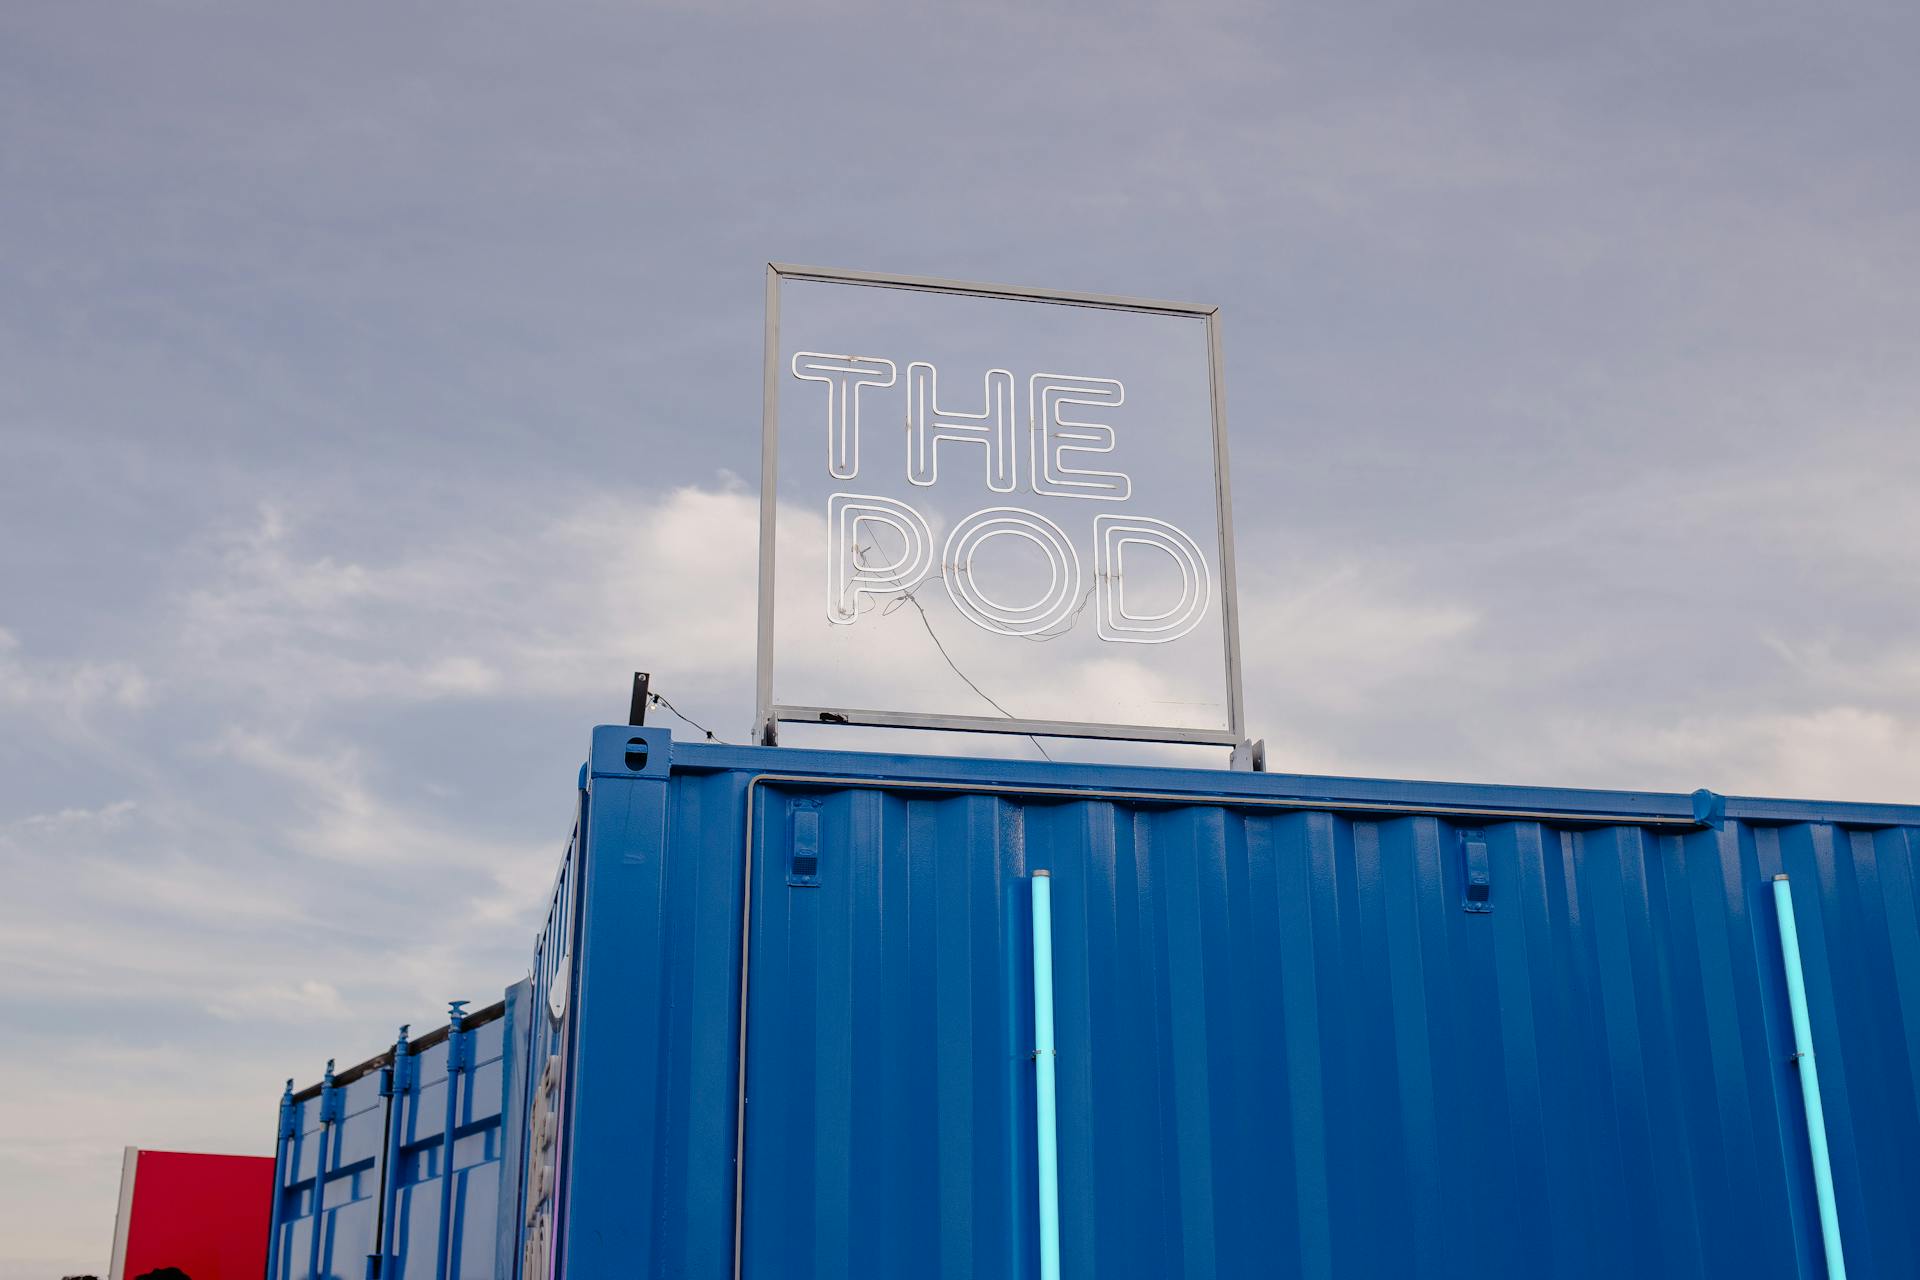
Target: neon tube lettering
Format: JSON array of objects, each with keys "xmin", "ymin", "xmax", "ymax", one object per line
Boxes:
[
  {"xmin": 905, "ymin": 362, "xmax": 1017, "ymax": 492},
  {"xmin": 827, "ymin": 493, "xmax": 933, "ymax": 624},
  {"xmin": 1094, "ymin": 514, "xmax": 1211, "ymax": 643},
  {"xmin": 1030, "ymin": 373, "xmax": 1130, "ymax": 501},
  {"xmin": 793, "ymin": 352, "xmax": 897, "ymax": 480},
  {"xmin": 943, "ymin": 507, "xmax": 1082, "ymax": 637}
]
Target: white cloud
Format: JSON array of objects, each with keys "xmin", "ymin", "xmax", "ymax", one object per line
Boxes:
[
  {"xmin": 1240, "ymin": 562, "xmax": 1481, "ymax": 715},
  {"xmin": 1340, "ymin": 702, "xmax": 1920, "ymax": 805},
  {"xmin": 505, "ymin": 485, "xmax": 762, "ymax": 696},
  {"xmin": 155, "ymin": 484, "xmax": 1920, "ymax": 804},
  {"xmin": 1640, "ymin": 706, "xmax": 1920, "ymax": 804},
  {"xmin": 11, "ymin": 799, "xmax": 136, "ymax": 831},
  {"xmin": 0, "ymin": 626, "xmax": 150, "ymax": 720},
  {"xmin": 1762, "ymin": 634, "xmax": 1920, "ymax": 705},
  {"xmin": 420, "ymin": 654, "xmax": 503, "ymax": 694},
  {"xmin": 208, "ymin": 978, "xmax": 348, "ymax": 1022},
  {"xmin": 212, "ymin": 725, "xmax": 550, "ymax": 875},
  {"xmin": 170, "ymin": 486, "xmax": 761, "ymax": 716}
]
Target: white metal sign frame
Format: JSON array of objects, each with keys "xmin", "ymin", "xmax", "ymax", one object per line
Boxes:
[{"xmin": 755, "ymin": 262, "xmax": 1246, "ymax": 748}]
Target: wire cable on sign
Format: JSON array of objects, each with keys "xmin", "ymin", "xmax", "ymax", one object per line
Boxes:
[
  {"xmin": 856, "ymin": 543, "xmax": 1054, "ymax": 762},
  {"xmin": 650, "ymin": 691, "xmax": 728, "ymax": 743}
]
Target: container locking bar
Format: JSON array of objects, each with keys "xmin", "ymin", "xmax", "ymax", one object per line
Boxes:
[
  {"xmin": 434, "ymin": 1001, "xmax": 470, "ymax": 1280},
  {"xmin": 265, "ymin": 1079, "xmax": 297, "ymax": 1280},
  {"xmin": 373, "ymin": 1024, "xmax": 413, "ymax": 1280},
  {"xmin": 308, "ymin": 1059, "xmax": 338, "ymax": 1280}
]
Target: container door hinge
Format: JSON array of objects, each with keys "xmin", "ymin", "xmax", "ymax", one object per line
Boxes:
[
  {"xmin": 446, "ymin": 1002, "xmax": 470, "ymax": 1073},
  {"xmin": 318, "ymin": 1059, "xmax": 344, "ymax": 1124},
  {"xmin": 277, "ymin": 1078, "xmax": 298, "ymax": 1140},
  {"xmin": 1461, "ymin": 831, "xmax": 1492, "ymax": 913},
  {"xmin": 385, "ymin": 1024, "xmax": 413, "ymax": 1096},
  {"xmin": 1691, "ymin": 787, "xmax": 1727, "ymax": 829},
  {"xmin": 787, "ymin": 801, "xmax": 821, "ymax": 887}
]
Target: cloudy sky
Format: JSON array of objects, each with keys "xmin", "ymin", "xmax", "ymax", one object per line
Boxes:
[{"xmin": 3, "ymin": 1, "xmax": 1917, "ymax": 1273}]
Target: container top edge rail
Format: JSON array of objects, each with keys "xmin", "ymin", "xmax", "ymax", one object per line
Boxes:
[{"xmin": 588, "ymin": 727, "xmax": 1920, "ymax": 831}]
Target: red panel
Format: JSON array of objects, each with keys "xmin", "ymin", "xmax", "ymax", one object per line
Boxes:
[{"xmin": 119, "ymin": 1149, "xmax": 274, "ymax": 1280}]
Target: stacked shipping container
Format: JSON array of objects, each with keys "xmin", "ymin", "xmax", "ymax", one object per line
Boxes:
[
  {"xmin": 269, "ymin": 726, "xmax": 1920, "ymax": 1277},
  {"xmin": 267, "ymin": 994, "xmax": 522, "ymax": 1278}
]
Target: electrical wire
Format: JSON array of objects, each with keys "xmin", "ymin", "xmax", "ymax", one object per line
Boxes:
[
  {"xmin": 1019, "ymin": 584, "xmax": 1096, "ymax": 643},
  {"xmin": 894, "ymin": 584, "xmax": 1053, "ymax": 761},
  {"xmin": 857, "ymin": 542, "xmax": 1054, "ymax": 762},
  {"xmin": 649, "ymin": 691, "xmax": 728, "ymax": 743}
]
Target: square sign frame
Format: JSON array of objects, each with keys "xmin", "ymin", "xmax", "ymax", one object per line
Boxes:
[{"xmin": 755, "ymin": 262, "xmax": 1247, "ymax": 748}]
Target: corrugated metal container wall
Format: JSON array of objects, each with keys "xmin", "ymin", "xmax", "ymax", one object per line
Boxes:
[
  {"xmin": 536, "ymin": 726, "xmax": 1920, "ymax": 1280},
  {"xmin": 267, "ymin": 986, "xmax": 525, "ymax": 1280},
  {"xmin": 511, "ymin": 795, "xmax": 580, "ymax": 1280}
]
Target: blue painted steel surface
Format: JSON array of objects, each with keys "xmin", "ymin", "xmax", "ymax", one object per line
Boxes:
[
  {"xmin": 513, "ymin": 793, "xmax": 582, "ymax": 1280},
  {"xmin": 543, "ymin": 727, "xmax": 1920, "ymax": 1279},
  {"xmin": 267, "ymin": 990, "xmax": 522, "ymax": 1279},
  {"xmin": 271, "ymin": 727, "xmax": 1920, "ymax": 1278}
]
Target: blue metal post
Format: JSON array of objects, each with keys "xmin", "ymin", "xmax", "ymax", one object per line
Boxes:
[
  {"xmin": 308, "ymin": 1060, "xmax": 338, "ymax": 1280},
  {"xmin": 435, "ymin": 1001, "xmax": 469, "ymax": 1280},
  {"xmin": 1773, "ymin": 874, "xmax": 1848, "ymax": 1280},
  {"xmin": 376, "ymin": 1025, "xmax": 412, "ymax": 1278},
  {"xmin": 1032, "ymin": 871, "xmax": 1061, "ymax": 1280},
  {"xmin": 266, "ymin": 1078, "xmax": 296, "ymax": 1280}
]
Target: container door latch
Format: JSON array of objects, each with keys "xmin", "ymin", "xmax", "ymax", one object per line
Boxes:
[
  {"xmin": 787, "ymin": 802, "xmax": 821, "ymax": 888},
  {"xmin": 1461, "ymin": 831, "xmax": 1492, "ymax": 913}
]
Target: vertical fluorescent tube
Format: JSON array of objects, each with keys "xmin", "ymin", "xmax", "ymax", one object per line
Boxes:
[
  {"xmin": 1773, "ymin": 874, "xmax": 1848, "ymax": 1280},
  {"xmin": 1032, "ymin": 871, "xmax": 1062, "ymax": 1280}
]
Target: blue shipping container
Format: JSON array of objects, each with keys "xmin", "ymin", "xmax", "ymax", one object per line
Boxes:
[
  {"xmin": 267, "ymin": 988, "xmax": 526, "ymax": 1279},
  {"xmin": 275, "ymin": 726, "xmax": 1920, "ymax": 1278}
]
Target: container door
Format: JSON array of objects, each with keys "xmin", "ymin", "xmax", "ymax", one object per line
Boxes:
[
  {"xmin": 741, "ymin": 790, "xmax": 1858, "ymax": 1280},
  {"xmin": 268, "ymin": 1073, "xmax": 390, "ymax": 1280},
  {"xmin": 740, "ymin": 786, "xmax": 1040, "ymax": 1279},
  {"xmin": 739, "ymin": 788, "xmax": 1306, "ymax": 1280}
]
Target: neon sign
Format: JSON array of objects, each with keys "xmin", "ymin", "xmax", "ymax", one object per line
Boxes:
[
  {"xmin": 758, "ymin": 265, "xmax": 1246, "ymax": 749},
  {"xmin": 802, "ymin": 354, "xmax": 1209, "ymax": 644}
]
